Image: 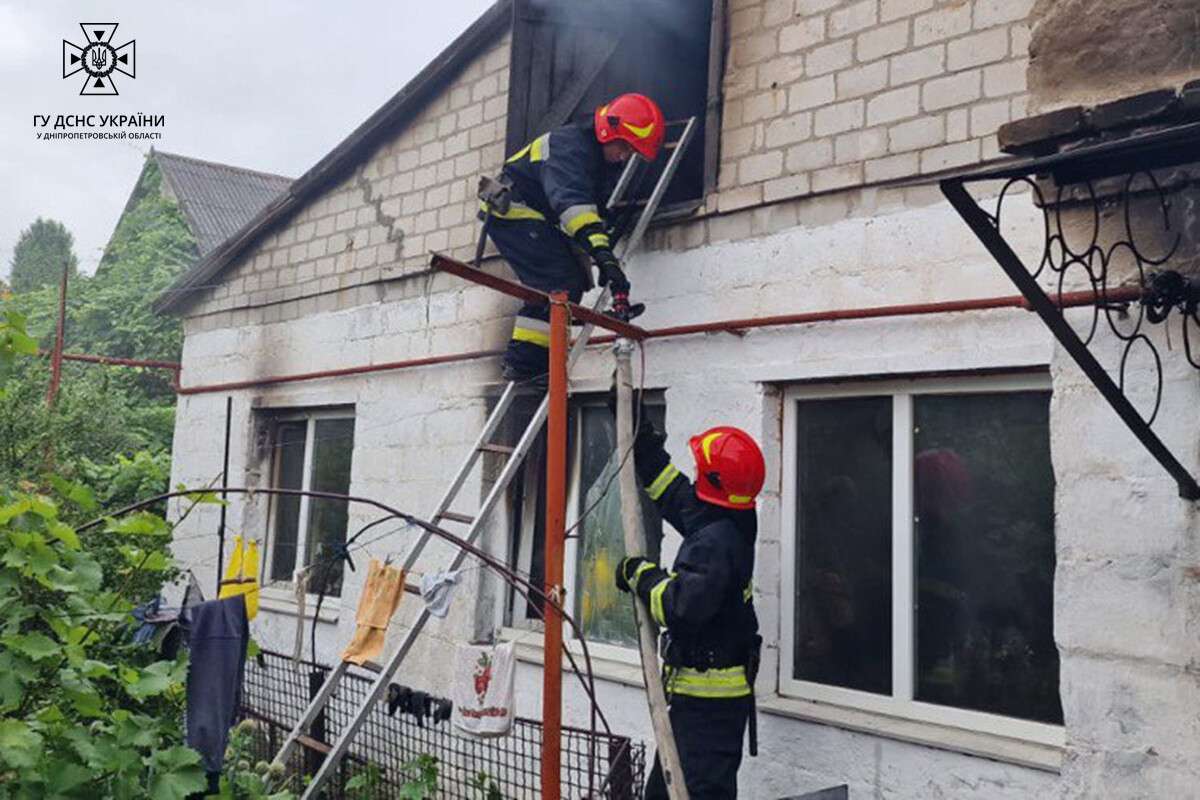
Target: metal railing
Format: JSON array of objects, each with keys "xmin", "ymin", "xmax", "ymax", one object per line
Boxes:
[{"xmin": 240, "ymin": 650, "xmax": 646, "ymax": 798}]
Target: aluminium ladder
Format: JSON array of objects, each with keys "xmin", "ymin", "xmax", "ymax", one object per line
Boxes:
[{"xmin": 273, "ymin": 116, "xmax": 697, "ymax": 798}]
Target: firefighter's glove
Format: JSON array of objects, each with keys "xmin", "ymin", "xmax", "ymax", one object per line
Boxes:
[
  {"xmin": 594, "ymin": 251, "xmax": 631, "ymax": 296},
  {"xmin": 616, "ymin": 556, "xmax": 656, "ymax": 594}
]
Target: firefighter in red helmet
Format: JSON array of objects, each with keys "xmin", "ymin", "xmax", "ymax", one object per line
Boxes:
[
  {"xmin": 478, "ymin": 93, "xmax": 665, "ymax": 384},
  {"xmin": 613, "ymin": 399, "xmax": 766, "ymax": 799}
]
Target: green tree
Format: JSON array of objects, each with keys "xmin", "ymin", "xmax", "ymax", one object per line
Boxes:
[
  {"xmin": 75, "ymin": 159, "xmax": 197, "ymax": 374},
  {"xmin": 9, "ymin": 219, "xmax": 79, "ymax": 294}
]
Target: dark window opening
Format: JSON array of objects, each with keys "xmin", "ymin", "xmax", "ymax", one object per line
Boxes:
[{"xmin": 506, "ymin": 0, "xmax": 721, "ymax": 210}]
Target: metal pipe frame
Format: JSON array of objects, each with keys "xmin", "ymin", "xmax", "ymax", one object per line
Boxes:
[
  {"xmin": 176, "ymin": 285, "xmax": 1135, "ymax": 396},
  {"xmin": 430, "ymin": 253, "xmax": 646, "ymax": 340}
]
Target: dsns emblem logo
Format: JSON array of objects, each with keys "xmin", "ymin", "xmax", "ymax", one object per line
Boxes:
[{"xmin": 62, "ymin": 23, "xmax": 136, "ymax": 95}]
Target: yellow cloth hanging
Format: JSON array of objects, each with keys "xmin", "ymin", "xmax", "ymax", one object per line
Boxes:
[
  {"xmin": 340, "ymin": 559, "xmax": 406, "ymax": 666},
  {"xmin": 219, "ymin": 535, "xmax": 260, "ymax": 620}
]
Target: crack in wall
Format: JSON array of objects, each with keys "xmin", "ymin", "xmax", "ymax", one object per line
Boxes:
[{"xmin": 355, "ymin": 169, "xmax": 406, "ymax": 266}]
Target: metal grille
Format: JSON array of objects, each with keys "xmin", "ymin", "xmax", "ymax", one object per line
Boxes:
[{"xmin": 239, "ymin": 650, "xmax": 646, "ymax": 799}]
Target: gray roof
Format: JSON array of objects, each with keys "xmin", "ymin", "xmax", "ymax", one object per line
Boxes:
[{"xmin": 153, "ymin": 150, "xmax": 293, "ymax": 257}]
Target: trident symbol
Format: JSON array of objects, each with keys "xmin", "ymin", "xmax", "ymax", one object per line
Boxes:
[{"xmin": 89, "ymin": 48, "xmax": 108, "ymax": 72}]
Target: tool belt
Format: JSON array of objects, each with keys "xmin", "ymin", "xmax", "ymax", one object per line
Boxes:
[
  {"xmin": 661, "ymin": 633, "xmax": 762, "ymax": 755},
  {"xmin": 661, "ymin": 634, "xmax": 751, "ymax": 671}
]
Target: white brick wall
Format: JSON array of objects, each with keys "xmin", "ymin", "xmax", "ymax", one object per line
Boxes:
[{"xmin": 719, "ymin": 0, "xmax": 1030, "ymax": 211}]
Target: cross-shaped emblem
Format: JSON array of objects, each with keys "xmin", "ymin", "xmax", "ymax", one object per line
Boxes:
[{"xmin": 63, "ymin": 23, "xmax": 136, "ymax": 96}]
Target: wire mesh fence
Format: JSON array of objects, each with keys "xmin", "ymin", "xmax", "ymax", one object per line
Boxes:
[{"xmin": 239, "ymin": 649, "xmax": 646, "ymax": 799}]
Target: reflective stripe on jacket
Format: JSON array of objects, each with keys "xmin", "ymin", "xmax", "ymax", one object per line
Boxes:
[{"xmin": 493, "ymin": 124, "xmax": 611, "ymax": 249}]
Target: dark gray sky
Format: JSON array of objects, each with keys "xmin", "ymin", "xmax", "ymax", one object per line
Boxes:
[{"xmin": 0, "ymin": 1, "xmax": 497, "ymax": 277}]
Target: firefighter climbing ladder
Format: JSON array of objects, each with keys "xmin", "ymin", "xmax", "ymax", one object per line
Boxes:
[{"xmin": 272, "ymin": 116, "xmax": 698, "ymax": 798}]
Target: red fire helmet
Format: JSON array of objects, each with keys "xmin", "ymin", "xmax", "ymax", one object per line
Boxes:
[
  {"xmin": 688, "ymin": 426, "xmax": 766, "ymax": 510},
  {"xmin": 593, "ymin": 93, "xmax": 665, "ymax": 161}
]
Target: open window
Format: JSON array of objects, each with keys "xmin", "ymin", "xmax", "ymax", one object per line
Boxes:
[{"xmin": 506, "ymin": 0, "xmax": 724, "ymax": 210}]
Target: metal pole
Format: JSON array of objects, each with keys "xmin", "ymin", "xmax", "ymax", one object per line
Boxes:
[
  {"xmin": 216, "ymin": 396, "xmax": 233, "ymax": 594},
  {"xmin": 541, "ymin": 292, "xmax": 569, "ymax": 800},
  {"xmin": 45, "ymin": 263, "xmax": 69, "ymax": 409},
  {"xmin": 614, "ymin": 339, "xmax": 689, "ymax": 799}
]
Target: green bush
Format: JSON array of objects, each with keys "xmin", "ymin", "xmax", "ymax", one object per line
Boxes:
[{"xmin": 0, "ymin": 488, "xmax": 205, "ymax": 799}]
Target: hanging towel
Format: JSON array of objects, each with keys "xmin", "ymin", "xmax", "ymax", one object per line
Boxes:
[
  {"xmin": 218, "ymin": 535, "xmax": 260, "ymax": 620},
  {"xmin": 419, "ymin": 570, "xmax": 461, "ymax": 618},
  {"xmin": 452, "ymin": 642, "xmax": 516, "ymax": 738},
  {"xmin": 292, "ymin": 567, "xmax": 311, "ymax": 667},
  {"xmin": 340, "ymin": 558, "xmax": 406, "ymax": 665},
  {"xmin": 184, "ymin": 595, "xmax": 249, "ymax": 776}
]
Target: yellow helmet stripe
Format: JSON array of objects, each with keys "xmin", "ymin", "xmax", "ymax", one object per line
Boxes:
[
  {"xmin": 622, "ymin": 120, "xmax": 655, "ymax": 139},
  {"xmin": 700, "ymin": 431, "xmax": 723, "ymax": 464}
]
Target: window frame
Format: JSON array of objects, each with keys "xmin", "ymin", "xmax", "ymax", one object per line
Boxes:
[
  {"xmin": 262, "ymin": 407, "xmax": 356, "ymax": 597},
  {"xmin": 779, "ymin": 373, "xmax": 1062, "ymax": 745},
  {"xmin": 505, "ymin": 394, "xmax": 664, "ymax": 650}
]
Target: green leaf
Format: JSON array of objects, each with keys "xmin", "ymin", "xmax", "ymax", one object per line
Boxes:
[
  {"xmin": 27, "ymin": 495, "xmax": 58, "ymax": 519},
  {"xmin": 48, "ymin": 476, "xmax": 98, "ymax": 512},
  {"xmin": 45, "ymin": 760, "xmax": 93, "ymax": 796},
  {"xmin": 59, "ymin": 669, "xmax": 105, "ymax": 719},
  {"xmin": 0, "ymin": 499, "xmax": 31, "ymax": 525},
  {"xmin": 3, "ymin": 632, "xmax": 61, "ymax": 661},
  {"xmin": 0, "ymin": 719, "xmax": 44, "ymax": 769},
  {"xmin": 119, "ymin": 543, "xmax": 173, "ymax": 572},
  {"xmin": 47, "ymin": 521, "xmax": 81, "ymax": 550},
  {"xmin": 0, "ymin": 652, "xmax": 32, "ymax": 710},
  {"xmin": 7, "ymin": 327, "xmax": 38, "ymax": 356},
  {"xmin": 191, "ymin": 491, "xmax": 227, "ymax": 506},
  {"xmin": 79, "ymin": 658, "xmax": 115, "ymax": 679},
  {"xmin": 42, "ymin": 554, "xmax": 103, "ymax": 593},
  {"xmin": 64, "ymin": 685, "xmax": 105, "ymax": 718},
  {"xmin": 105, "ymin": 512, "xmax": 170, "ymax": 537},
  {"xmin": 112, "ymin": 713, "xmax": 159, "ymax": 748},
  {"xmin": 148, "ymin": 745, "xmax": 206, "ymax": 800},
  {"xmin": 27, "ymin": 539, "xmax": 58, "ymax": 575},
  {"xmin": 125, "ymin": 659, "xmax": 184, "ymax": 701}
]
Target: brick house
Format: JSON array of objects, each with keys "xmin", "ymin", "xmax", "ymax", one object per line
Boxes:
[{"xmin": 160, "ymin": 1, "xmax": 1200, "ymax": 796}]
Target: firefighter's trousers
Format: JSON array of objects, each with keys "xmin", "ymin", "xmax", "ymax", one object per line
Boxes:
[
  {"xmin": 644, "ymin": 694, "xmax": 752, "ymax": 800},
  {"xmin": 485, "ymin": 216, "xmax": 587, "ymax": 377}
]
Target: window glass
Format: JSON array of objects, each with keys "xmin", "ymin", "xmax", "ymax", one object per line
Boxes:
[
  {"xmin": 269, "ymin": 421, "xmax": 308, "ymax": 581},
  {"xmin": 794, "ymin": 397, "xmax": 893, "ymax": 695},
  {"xmin": 913, "ymin": 392, "xmax": 1061, "ymax": 724},
  {"xmin": 306, "ymin": 418, "xmax": 355, "ymax": 597},
  {"xmin": 575, "ymin": 404, "xmax": 665, "ymax": 647}
]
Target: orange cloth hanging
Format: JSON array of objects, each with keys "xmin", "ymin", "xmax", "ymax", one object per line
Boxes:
[
  {"xmin": 340, "ymin": 559, "xmax": 406, "ymax": 665},
  {"xmin": 218, "ymin": 535, "xmax": 260, "ymax": 620}
]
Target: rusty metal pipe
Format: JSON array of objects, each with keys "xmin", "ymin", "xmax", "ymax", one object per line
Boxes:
[
  {"xmin": 175, "ymin": 348, "xmax": 504, "ymax": 395},
  {"xmin": 174, "ymin": 286, "xmax": 1143, "ymax": 395},
  {"xmin": 58, "ymin": 352, "xmax": 183, "ymax": 370},
  {"xmin": 45, "ymin": 264, "xmax": 69, "ymax": 408},
  {"xmin": 541, "ymin": 292, "xmax": 569, "ymax": 800}
]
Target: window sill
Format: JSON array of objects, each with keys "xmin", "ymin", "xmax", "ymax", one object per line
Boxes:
[
  {"xmin": 499, "ymin": 626, "xmax": 646, "ymax": 689},
  {"xmin": 258, "ymin": 586, "xmax": 340, "ymax": 623},
  {"xmin": 758, "ymin": 694, "xmax": 1063, "ymax": 773},
  {"xmin": 499, "ymin": 631, "xmax": 1061, "ymax": 772}
]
